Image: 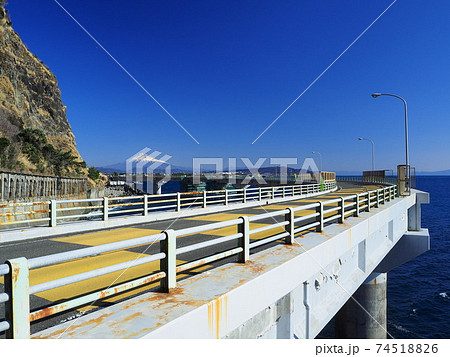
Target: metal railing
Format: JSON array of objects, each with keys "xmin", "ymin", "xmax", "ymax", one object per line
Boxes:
[
  {"xmin": 336, "ymin": 176, "xmax": 398, "ymax": 185},
  {"xmin": 0, "ymin": 183, "xmax": 398, "ymax": 338},
  {"xmin": 0, "ymin": 181, "xmax": 337, "ymax": 230}
]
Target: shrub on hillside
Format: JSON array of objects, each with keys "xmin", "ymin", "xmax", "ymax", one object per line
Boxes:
[{"xmin": 88, "ymin": 167, "xmax": 100, "ymax": 181}]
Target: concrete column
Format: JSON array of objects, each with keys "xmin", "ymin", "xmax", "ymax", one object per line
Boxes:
[
  {"xmin": 335, "ymin": 272, "xmax": 387, "ymax": 339},
  {"xmin": 408, "ymin": 191, "xmax": 429, "ymax": 231},
  {"xmin": 1, "ymin": 173, "xmax": 4, "ymax": 201}
]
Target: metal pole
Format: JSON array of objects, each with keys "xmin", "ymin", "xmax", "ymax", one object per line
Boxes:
[
  {"xmin": 371, "ymin": 93, "xmax": 409, "ymax": 180},
  {"xmin": 371, "ymin": 140, "xmax": 375, "ymax": 172},
  {"xmin": 160, "ymin": 230, "xmax": 176, "ymax": 292},
  {"xmin": 5, "ymin": 258, "xmax": 30, "ymax": 338},
  {"xmin": 238, "ymin": 216, "xmax": 250, "ymax": 263},
  {"xmin": 403, "ymin": 99, "xmax": 410, "ymax": 190},
  {"xmin": 358, "ymin": 138, "xmax": 375, "ymax": 172}
]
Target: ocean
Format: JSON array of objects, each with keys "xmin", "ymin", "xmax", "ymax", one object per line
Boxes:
[{"xmin": 387, "ymin": 176, "xmax": 450, "ymax": 338}]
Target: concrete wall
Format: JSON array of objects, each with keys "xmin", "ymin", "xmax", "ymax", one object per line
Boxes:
[
  {"xmin": 0, "ymin": 171, "xmax": 88, "ymax": 228},
  {"xmin": 1, "ymin": 171, "xmax": 87, "ymax": 202}
]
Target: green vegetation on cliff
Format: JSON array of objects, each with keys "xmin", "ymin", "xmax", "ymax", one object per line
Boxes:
[{"xmin": 0, "ymin": 128, "xmax": 86, "ymax": 176}]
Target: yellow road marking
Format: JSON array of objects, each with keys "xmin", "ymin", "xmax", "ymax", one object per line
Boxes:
[
  {"xmin": 194, "ymin": 222, "xmax": 267, "ymax": 237},
  {"xmin": 29, "ymin": 251, "xmax": 156, "ymax": 302},
  {"xmin": 52, "ymin": 227, "xmax": 160, "ymax": 246},
  {"xmin": 250, "ymin": 225, "xmax": 286, "ymax": 240},
  {"xmin": 251, "ymin": 204, "xmax": 293, "ymax": 210},
  {"xmin": 186, "ymin": 213, "xmax": 254, "ymax": 221},
  {"xmin": 3, "ymin": 249, "xmax": 212, "ymax": 312}
]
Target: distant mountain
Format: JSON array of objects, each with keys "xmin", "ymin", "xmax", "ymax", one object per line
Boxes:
[
  {"xmin": 96, "ymin": 161, "xmax": 190, "ymax": 174},
  {"xmin": 95, "ymin": 166, "xmax": 124, "ymax": 174}
]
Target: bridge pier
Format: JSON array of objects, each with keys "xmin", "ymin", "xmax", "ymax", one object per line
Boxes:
[{"xmin": 335, "ymin": 272, "xmax": 387, "ymax": 339}]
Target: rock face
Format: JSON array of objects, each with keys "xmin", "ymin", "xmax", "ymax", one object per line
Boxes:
[{"xmin": 0, "ymin": 4, "xmax": 85, "ymax": 176}]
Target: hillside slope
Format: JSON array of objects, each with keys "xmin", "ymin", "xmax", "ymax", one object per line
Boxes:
[{"xmin": 0, "ymin": 3, "xmax": 86, "ymax": 177}]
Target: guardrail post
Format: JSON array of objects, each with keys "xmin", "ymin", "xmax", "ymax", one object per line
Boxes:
[
  {"xmin": 243, "ymin": 188, "xmax": 247, "ymax": 203},
  {"xmin": 143, "ymin": 195, "xmax": 148, "ymax": 216},
  {"xmin": 316, "ymin": 202, "xmax": 324, "ymax": 232},
  {"xmin": 355, "ymin": 194, "xmax": 360, "ymax": 217},
  {"xmin": 258, "ymin": 187, "xmax": 262, "ymax": 201},
  {"xmin": 225, "ymin": 190, "xmax": 229, "ymax": 206},
  {"xmin": 366, "ymin": 192, "xmax": 371, "ymax": 212},
  {"xmin": 282, "ymin": 186, "xmax": 286, "ymax": 198},
  {"xmin": 285, "ymin": 208, "xmax": 295, "ymax": 244},
  {"xmin": 5, "ymin": 257, "xmax": 30, "ymax": 339},
  {"xmin": 339, "ymin": 197, "xmax": 345, "ymax": 223},
  {"xmin": 376, "ymin": 189, "xmax": 380, "ymax": 208},
  {"xmin": 203, "ymin": 190, "xmax": 207, "ymax": 208},
  {"xmin": 160, "ymin": 229, "xmax": 176, "ymax": 292},
  {"xmin": 103, "ymin": 197, "xmax": 109, "ymax": 221},
  {"xmin": 272, "ymin": 187, "xmax": 275, "ymax": 200},
  {"xmin": 49, "ymin": 200, "xmax": 57, "ymax": 227},
  {"xmin": 238, "ymin": 216, "xmax": 250, "ymax": 262},
  {"xmin": 176, "ymin": 192, "xmax": 181, "ymax": 212}
]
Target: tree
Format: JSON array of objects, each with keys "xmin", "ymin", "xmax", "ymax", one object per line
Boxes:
[
  {"xmin": 88, "ymin": 167, "xmax": 100, "ymax": 181},
  {"xmin": 0, "ymin": 137, "xmax": 10, "ymax": 155}
]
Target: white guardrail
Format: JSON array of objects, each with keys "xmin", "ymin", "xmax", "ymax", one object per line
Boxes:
[
  {"xmin": 0, "ymin": 181, "xmax": 336, "ymax": 229},
  {"xmin": 0, "ymin": 182, "xmax": 399, "ymax": 338}
]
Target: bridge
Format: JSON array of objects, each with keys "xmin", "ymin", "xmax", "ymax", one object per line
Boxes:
[{"xmin": 0, "ymin": 177, "xmax": 429, "ymax": 339}]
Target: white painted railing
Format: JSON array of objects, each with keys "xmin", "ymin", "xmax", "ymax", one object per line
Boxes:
[
  {"xmin": 0, "ymin": 183, "xmax": 398, "ymax": 338},
  {"xmin": 0, "ymin": 181, "xmax": 336, "ymax": 229}
]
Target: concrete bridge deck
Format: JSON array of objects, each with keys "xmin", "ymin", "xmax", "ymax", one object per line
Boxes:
[{"xmin": 0, "ymin": 182, "xmax": 389, "ymax": 337}]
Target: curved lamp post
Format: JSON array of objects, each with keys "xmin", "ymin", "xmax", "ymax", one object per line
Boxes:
[
  {"xmin": 371, "ymin": 93, "xmax": 409, "ymax": 175},
  {"xmin": 311, "ymin": 151, "xmax": 322, "ymax": 172},
  {"xmin": 358, "ymin": 137, "xmax": 375, "ymax": 172}
]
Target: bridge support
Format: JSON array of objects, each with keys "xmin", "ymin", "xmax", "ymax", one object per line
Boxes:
[{"xmin": 335, "ymin": 272, "xmax": 387, "ymax": 339}]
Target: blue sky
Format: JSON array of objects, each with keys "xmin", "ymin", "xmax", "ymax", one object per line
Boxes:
[{"xmin": 6, "ymin": 0, "xmax": 450, "ymax": 172}]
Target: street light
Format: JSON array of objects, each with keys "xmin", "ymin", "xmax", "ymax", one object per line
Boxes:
[
  {"xmin": 311, "ymin": 151, "xmax": 322, "ymax": 172},
  {"xmin": 371, "ymin": 93, "xmax": 409, "ymax": 175},
  {"xmin": 358, "ymin": 137, "xmax": 375, "ymax": 172}
]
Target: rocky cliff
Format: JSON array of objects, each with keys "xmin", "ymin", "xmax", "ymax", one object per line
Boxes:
[{"xmin": 0, "ymin": 3, "xmax": 86, "ymax": 177}]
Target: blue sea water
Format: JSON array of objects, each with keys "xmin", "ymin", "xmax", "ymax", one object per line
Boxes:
[{"xmin": 387, "ymin": 176, "xmax": 450, "ymax": 338}]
